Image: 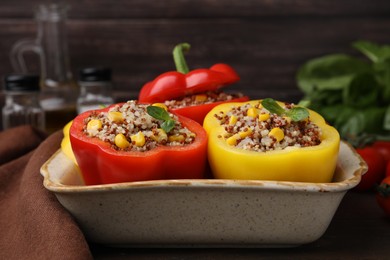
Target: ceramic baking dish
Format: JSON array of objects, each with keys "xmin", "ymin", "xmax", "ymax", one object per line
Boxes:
[{"xmin": 40, "ymin": 141, "xmax": 367, "ymax": 247}]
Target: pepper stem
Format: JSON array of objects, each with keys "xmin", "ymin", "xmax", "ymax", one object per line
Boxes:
[{"xmin": 173, "ymin": 43, "xmax": 191, "ymax": 74}]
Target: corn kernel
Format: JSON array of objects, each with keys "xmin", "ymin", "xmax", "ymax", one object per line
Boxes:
[
  {"xmin": 168, "ymin": 134, "xmax": 185, "ymax": 142},
  {"xmin": 239, "ymin": 128, "xmax": 252, "ymax": 138},
  {"xmin": 152, "ymin": 103, "xmax": 168, "ymax": 111},
  {"xmin": 108, "ymin": 111, "xmax": 123, "ymax": 122},
  {"xmin": 151, "ymin": 128, "xmax": 168, "ymax": 142},
  {"xmin": 228, "ymin": 115, "xmax": 238, "ymax": 125},
  {"xmin": 195, "ymin": 94, "xmax": 208, "ymax": 102},
  {"xmin": 189, "ymin": 132, "xmax": 196, "ymax": 138},
  {"xmin": 247, "ymin": 107, "xmax": 258, "ymax": 118},
  {"xmin": 226, "ymin": 135, "xmax": 238, "ymax": 146},
  {"xmin": 268, "ymin": 127, "xmax": 284, "ymax": 142},
  {"xmin": 115, "ymin": 133, "xmax": 130, "ymax": 149},
  {"xmin": 130, "ymin": 131, "xmax": 146, "ymax": 147},
  {"xmin": 258, "ymin": 113, "xmax": 270, "ymax": 122},
  {"xmin": 87, "ymin": 119, "xmax": 102, "ymax": 131}
]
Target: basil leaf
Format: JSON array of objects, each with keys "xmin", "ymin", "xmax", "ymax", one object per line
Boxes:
[
  {"xmin": 337, "ymin": 110, "xmax": 365, "ymax": 139},
  {"xmin": 378, "ymin": 59, "xmax": 390, "ymax": 103},
  {"xmin": 333, "ymin": 106, "xmax": 387, "ymax": 139},
  {"xmin": 353, "ymin": 40, "xmax": 382, "ymax": 63},
  {"xmin": 297, "ymin": 54, "xmax": 371, "ymax": 94},
  {"xmin": 147, "ymin": 105, "xmax": 176, "ymax": 133},
  {"xmin": 382, "ymin": 46, "xmax": 390, "ymax": 61},
  {"xmin": 286, "ymin": 107, "xmax": 309, "ymax": 122},
  {"xmin": 262, "ymin": 98, "xmax": 309, "ymax": 122},
  {"xmin": 297, "ymin": 40, "xmax": 390, "ymax": 140},
  {"xmin": 362, "ymin": 107, "xmax": 387, "ymax": 133},
  {"xmin": 305, "ymin": 89, "xmax": 343, "ymax": 106},
  {"xmin": 385, "ymin": 106, "xmax": 390, "ymax": 131},
  {"xmin": 297, "ymin": 99, "xmax": 311, "ymax": 108},
  {"xmin": 161, "ymin": 119, "xmax": 175, "ymax": 133},
  {"xmin": 261, "ymin": 98, "xmax": 285, "ymax": 115},
  {"xmin": 318, "ymin": 104, "xmax": 346, "ymax": 124},
  {"xmin": 146, "ymin": 105, "xmax": 171, "ymax": 121},
  {"xmin": 342, "ymin": 73, "xmax": 379, "ymax": 108}
]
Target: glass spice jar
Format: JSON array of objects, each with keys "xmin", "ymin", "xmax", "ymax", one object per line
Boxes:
[
  {"xmin": 10, "ymin": 3, "xmax": 79, "ymax": 133},
  {"xmin": 2, "ymin": 75, "xmax": 45, "ymax": 130},
  {"xmin": 77, "ymin": 67, "xmax": 115, "ymax": 114}
]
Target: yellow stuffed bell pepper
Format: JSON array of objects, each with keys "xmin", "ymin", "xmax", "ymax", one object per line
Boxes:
[
  {"xmin": 203, "ymin": 99, "xmax": 340, "ymax": 183},
  {"xmin": 61, "ymin": 121, "xmax": 78, "ymax": 165}
]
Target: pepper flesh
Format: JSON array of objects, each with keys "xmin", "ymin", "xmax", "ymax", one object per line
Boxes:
[
  {"xmin": 69, "ymin": 105, "xmax": 208, "ymax": 185},
  {"xmin": 138, "ymin": 43, "xmax": 249, "ymax": 124},
  {"xmin": 61, "ymin": 120, "xmax": 78, "ymax": 165},
  {"xmin": 203, "ymin": 100, "xmax": 340, "ymax": 183}
]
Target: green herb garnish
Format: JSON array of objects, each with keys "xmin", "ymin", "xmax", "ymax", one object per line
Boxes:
[
  {"xmin": 146, "ymin": 105, "xmax": 176, "ymax": 133},
  {"xmin": 261, "ymin": 98, "xmax": 309, "ymax": 122},
  {"xmin": 296, "ymin": 40, "xmax": 390, "ymax": 141}
]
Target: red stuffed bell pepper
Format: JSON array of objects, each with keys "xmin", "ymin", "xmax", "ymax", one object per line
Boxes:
[
  {"xmin": 138, "ymin": 43, "xmax": 249, "ymax": 124},
  {"xmin": 69, "ymin": 101, "xmax": 208, "ymax": 185}
]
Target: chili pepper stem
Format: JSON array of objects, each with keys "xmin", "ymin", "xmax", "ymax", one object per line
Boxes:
[{"xmin": 173, "ymin": 43, "xmax": 191, "ymax": 74}]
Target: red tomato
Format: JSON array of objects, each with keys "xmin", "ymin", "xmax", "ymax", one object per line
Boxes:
[
  {"xmin": 376, "ymin": 176, "xmax": 390, "ymax": 217},
  {"xmin": 354, "ymin": 147, "xmax": 386, "ymax": 191},
  {"xmin": 373, "ymin": 141, "xmax": 390, "ymax": 162},
  {"xmin": 387, "ymin": 161, "xmax": 390, "ymax": 178}
]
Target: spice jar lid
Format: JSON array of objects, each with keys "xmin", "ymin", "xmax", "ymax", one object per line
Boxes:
[
  {"xmin": 4, "ymin": 75, "xmax": 40, "ymax": 91},
  {"xmin": 79, "ymin": 67, "xmax": 112, "ymax": 82}
]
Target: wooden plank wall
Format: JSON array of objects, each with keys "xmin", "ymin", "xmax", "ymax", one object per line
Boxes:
[{"xmin": 1, "ymin": 0, "xmax": 390, "ymax": 129}]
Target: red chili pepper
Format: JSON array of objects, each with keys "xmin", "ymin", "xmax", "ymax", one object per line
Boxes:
[
  {"xmin": 69, "ymin": 104, "xmax": 208, "ymax": 185},
  {"xmin": 138, "ymin": 43, "xmax": 249, "ymax": 124}
]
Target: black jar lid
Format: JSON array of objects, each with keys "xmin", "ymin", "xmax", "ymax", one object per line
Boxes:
[
  {"xmin": 79, "ymin": 67, "xmax": 112, "ymax": 82},
  {"xmin": 4, "ymin": 75, "xmax": 40, "ymax": 91}
]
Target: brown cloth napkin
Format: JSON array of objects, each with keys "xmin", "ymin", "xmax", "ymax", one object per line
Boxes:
[{"xmin": 0, "ymin": 126, "xmax": 92, "ymax": 260}]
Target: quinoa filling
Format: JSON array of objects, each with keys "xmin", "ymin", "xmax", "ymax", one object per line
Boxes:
[
  {"xmin": 164, "ymin": 91, "xmax": 244, "ymax": 109},
  {"xmin": 214, "ymin": 101, "xmax": 322, "ymax": 152},
  {"xmin": 83, "ymin": 100, "xmax": 196, "ymax": 152}
]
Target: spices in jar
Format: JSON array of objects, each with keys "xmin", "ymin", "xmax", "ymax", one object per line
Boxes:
[
  {"xmin": 77, "ymin": 67, "xmax": 114, "ymax": 114},
  {"xmin": 2, "ymin": 75, "xmax": 45, "ymax": 130}
]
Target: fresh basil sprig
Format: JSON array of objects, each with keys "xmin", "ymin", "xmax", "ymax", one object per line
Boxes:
[
  {"xmin": 296, "ymin": 40, "xmax": 390, "ymax": 141},
  {"xmin": 146, "ymin": 105, "xmax": 175, "ymax": 133},
  {"xmin": 261, "ymin": 98, "xmax": 309, "ymax": 122}
]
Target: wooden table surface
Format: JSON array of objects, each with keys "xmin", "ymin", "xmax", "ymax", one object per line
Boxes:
[{"xmin": 90, "ymin": 191, "xmax": 390, "ymax": 259}]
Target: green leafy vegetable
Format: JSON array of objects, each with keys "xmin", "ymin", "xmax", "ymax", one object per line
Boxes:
[
  {"xmin": 146, "ymin": 105, "xmax": 175, "ymax": 133},
  {"xmin": 297, "ymin": 54, "xmax": 371, "ymax": 95},
  {"xmin": 297, "ymin": 40, "xmax": 390, "ymax": 143},
  {"xmin": 161, "ymin": 120, "xmax": 175, "ymax": 132},
  {"xmin": 288, "ymin": 107, "xmax": 310, "ymax": 122},
  {"xmin": 342, "ymin": 73, "xmax": 379, "ymax": 108},
  {"xmin": 261, "ymin": 98, "xmax": 285, "ymax": 115},
  {"xmin": 353, "ymin": 41, "xmax": 383, "ymax": 63},
  {"xmin": 261, "ymin": 98, "xmax": 309, "ymax": 122},
  {"xmin": 384, "ymin": 106, "xmax": 390, "ymax": 131}
]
